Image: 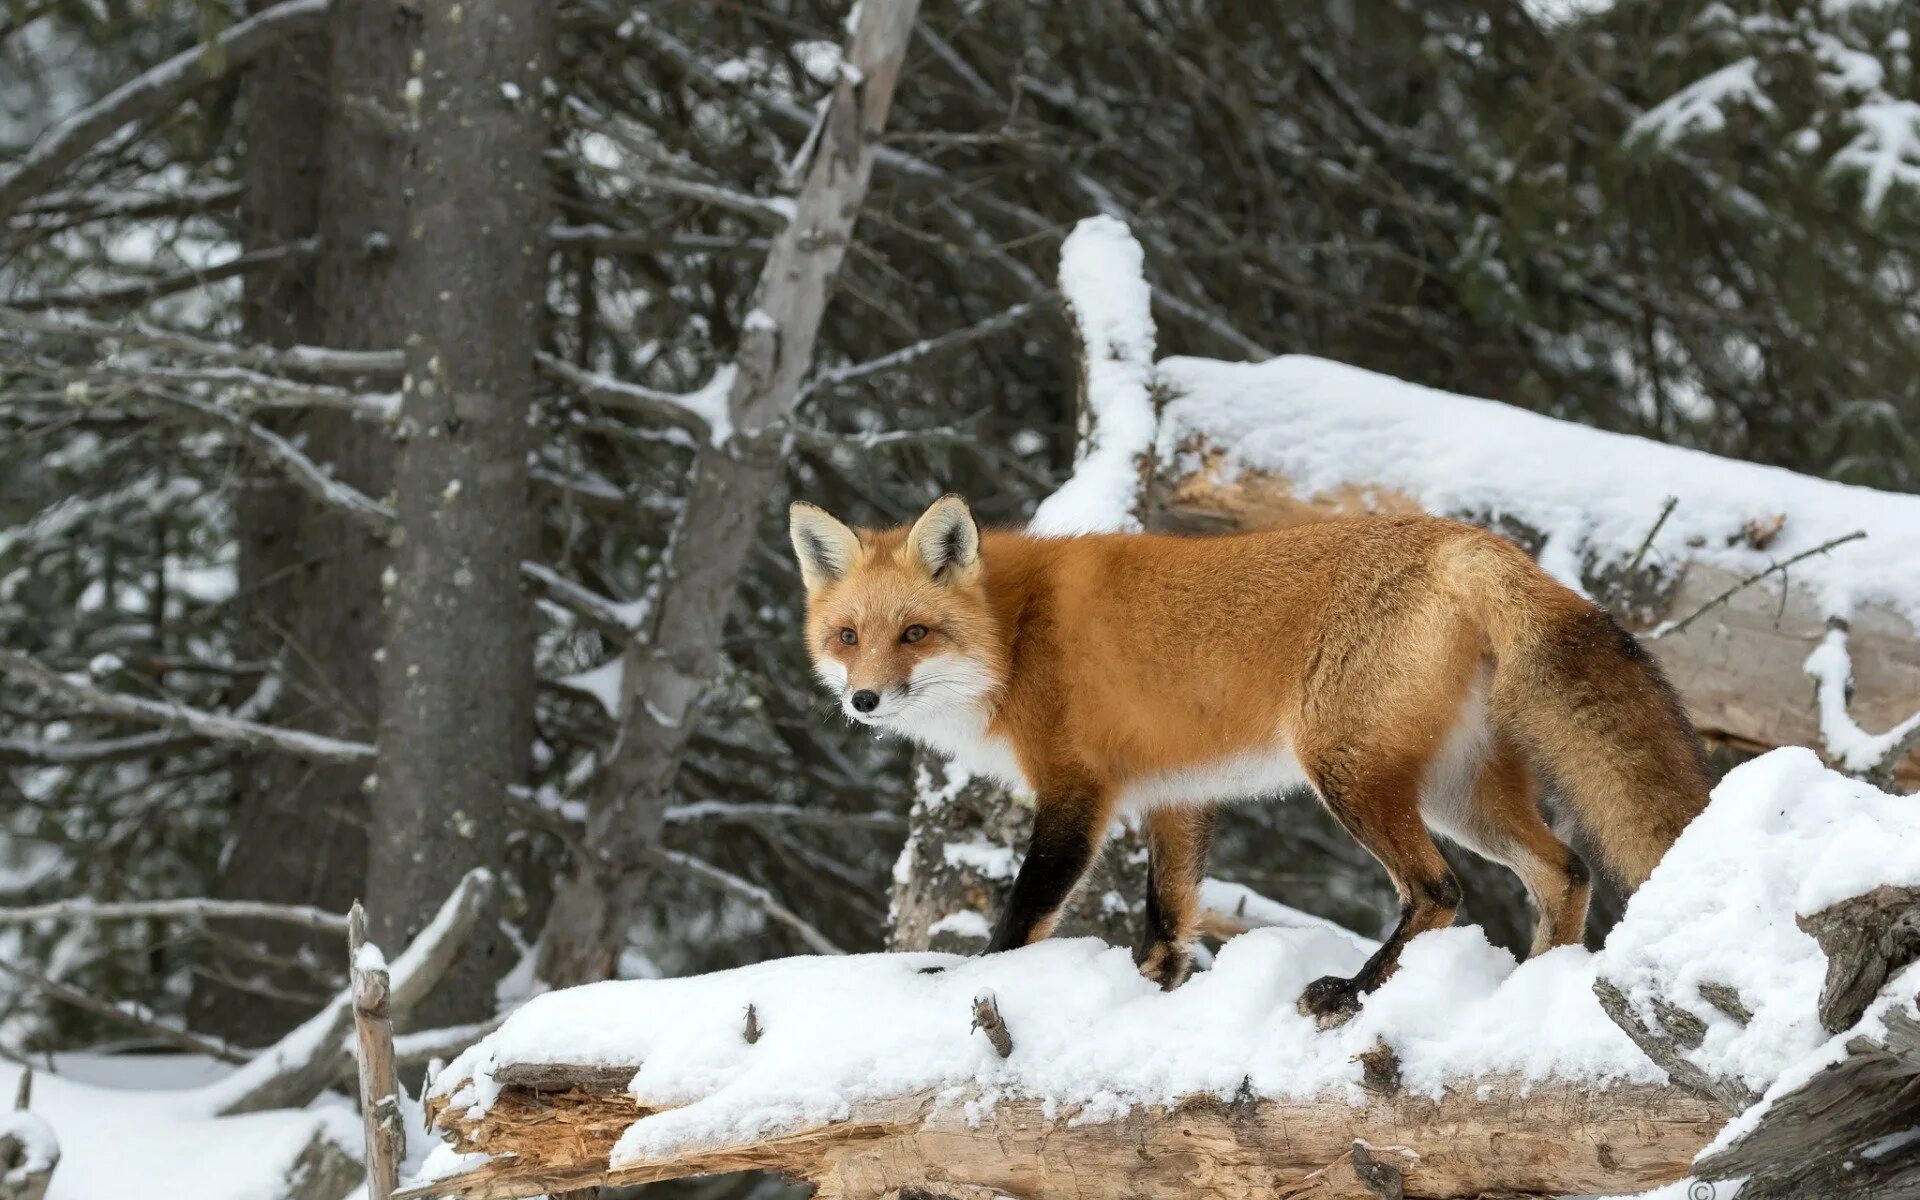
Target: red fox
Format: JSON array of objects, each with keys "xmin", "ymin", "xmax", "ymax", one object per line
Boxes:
[{"xmin": 789, "ymin": 494, "xmax": 1710, "ymax": 1022}]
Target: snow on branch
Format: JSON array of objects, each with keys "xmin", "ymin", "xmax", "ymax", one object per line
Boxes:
[
  {"xmin": 0, "ymin": 648, "xmax": 376, "ymax": 765},
  {"xmin": 1804, "ymin": 622, "xmax": 1920, "ymax": 787},
  {"xmin": 1829, "ymin": 98, "xmax": 1920, "ymax": 217},
  {"xmin": 1627, "ymin": 58, "xmax": 1776, "ymax": 148},
  {"xmin": 535, "ymin": 353, "xmax": 732, "ymax": 446},
  {"xmin": 1028, "ymin": 216, "xmax": 1159, "ymax": 535},
  {"xmin": 0, "ymin": 0, "xmax": 329, "ymax": 219},
  {"xmin": 205, "ymin": 868, "xmax": 493, "ymax": 1117}
]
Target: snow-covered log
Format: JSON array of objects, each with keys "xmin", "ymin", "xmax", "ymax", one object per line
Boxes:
[{"xmin": 1152, "ymin": 355, "xmax": 1920, "ymax": 789}]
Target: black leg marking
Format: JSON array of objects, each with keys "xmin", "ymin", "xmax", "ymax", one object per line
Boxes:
[{"xmin": 985, "ymin": 790, "xmax": 1104, "ymax": 954}]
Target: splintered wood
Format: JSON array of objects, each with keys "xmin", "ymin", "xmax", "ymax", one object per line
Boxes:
[{"xmin": 411, "ymin": 1068, "xmax": 1724, "ymax": 1200}]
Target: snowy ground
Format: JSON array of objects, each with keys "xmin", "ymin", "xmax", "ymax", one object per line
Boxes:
[
  {"xmin": 0, "ymin": 1054, "xmax": 357, "ymax": 1200},
  {"xmin": 427, "ymin": 748, "xmax": 1920, "ymax": 1190}
]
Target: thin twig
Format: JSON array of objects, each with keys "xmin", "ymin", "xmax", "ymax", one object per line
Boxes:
[
  {"xmin": 1626, "ymin": 496, "xmax": 1678, "ymax": 574},
  {"xmin": 1651, "ymin": 531, "xmax": 1868, "ymax": 640}
]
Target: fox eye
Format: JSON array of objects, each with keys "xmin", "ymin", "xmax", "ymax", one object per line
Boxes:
[
  {"xmin": 838, "ymin": 628, "xmax": 857, "ymax": 646},
  {"xmin": 901, "ymin": 624, "xmax": 928, "ymax": 644}
]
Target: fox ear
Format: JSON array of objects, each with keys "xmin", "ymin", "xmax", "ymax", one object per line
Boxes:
[
  {"xmin": 906, "ymin": 494, "xmax": 980, "ymax": 583},
  {"xmin": 789, "ymin": 502, "xmax": 860, "ymax": 592}
]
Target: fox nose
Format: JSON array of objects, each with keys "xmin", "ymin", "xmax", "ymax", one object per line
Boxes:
[{"xmin": 851, "ymin": 689, "xmax": 880, "ymax": 714}]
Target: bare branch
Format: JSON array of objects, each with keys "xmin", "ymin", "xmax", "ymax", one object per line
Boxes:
[
  {"xmin": 0, "ymin": 728, "xmax": 197, "ymax": 767},
  {"xmin": 1650, "ymin": 531, "xmax": 1868, "ymax": 640},
  {"xmin": 0, "ymin": 959, "xmax": 249, "ymax": 1064},
  {"xmin": 651, "ymin": 847, "xmax": 844, "ymax": 956},
  {"xmin": 0, "ymin": 0, "xmax": 330, "ymax": 219},
  {"xmin": 662, "ymin": 800, "xmax": 905, "ymax": 833},
  {"xmin": 0, "ymin": 307, "xmax": 403, "ymax": 376},
  {"xmin": 140, "ymin": 389, "xmax": 398, "ymax": 533},
  {"xmin": 8, "ymin": 241, "xmax": 319, "ymax": 311},
  {"xmin": 535, "ymin": 353, "xmax": 717, "ymax": 441},
  {"xmin": 797, "ymin": 302, "xmax": 1036, "ymax": 403},
  {"xmin": 0, "ymin": 648, "xmax": 376, "ymax": 765},
  {"xmin": 0, "ymin": 896, "xmax": 347, "ymax": 935}
]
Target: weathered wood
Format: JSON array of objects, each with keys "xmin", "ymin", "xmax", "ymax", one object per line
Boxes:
[
  {"xmin": 1799, "ymin": 885, "xmax": 1920, "ymax": 1033},
  {"xmin": 1696, "ymin": 1006, "xmax": 1920, "ymax": 1199},
  {"xmin": 1154, "ymin": 461, "xmax": 1920, "ymax": 789},
  {"xmin": 349, "ymin": 903, "xmax": 403, "ymax": 1200},
  {"xmin": 409, "ymin": 1075, "xmax": 1724, "ymax": 1200},
  {"xmin": 1593, "ymin": 978, "xmax": 1760, "ymax": 1111}
]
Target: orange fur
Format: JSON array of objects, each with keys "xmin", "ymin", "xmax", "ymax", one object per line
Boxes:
[{"xmin": 791, "ymin": 497, "xmax": 1710, "ymax": 1017}]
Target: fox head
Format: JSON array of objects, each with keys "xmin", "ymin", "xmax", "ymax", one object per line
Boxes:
[{"xmin": 788, "ymin": 494, "xmax": 1005, "ymax": 727}]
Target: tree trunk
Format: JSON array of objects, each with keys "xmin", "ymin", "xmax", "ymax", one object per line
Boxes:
[
  {"xmin": 535, "ymin": 0, "xmax": 924, "ymax": 987},
  {"xmin": 192, "ymin": 4, "xmax": 374, "ymax": 1041},
  {"xmin": 366, "ymin": 0, "xmax": 547, "ymax": 1023}
]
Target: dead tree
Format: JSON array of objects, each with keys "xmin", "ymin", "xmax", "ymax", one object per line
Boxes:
[{"xmin": 535, "ymin": 0, "xmax": 926, "ymax": 985}]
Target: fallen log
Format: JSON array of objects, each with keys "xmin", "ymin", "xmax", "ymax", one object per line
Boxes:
[{"xmin": 411, "ymin": 1068, "xmax": 1724, "ymax": 1200}]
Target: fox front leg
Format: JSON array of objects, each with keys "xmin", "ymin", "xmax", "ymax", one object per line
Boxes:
[{"xmin": 985, "ymin": 784, "xmax": 1110, "ymax": 953}]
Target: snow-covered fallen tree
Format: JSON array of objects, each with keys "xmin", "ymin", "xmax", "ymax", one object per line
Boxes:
[{"xmin": 405, "ymin": 749, "xmax": 1920, "ymax": 1199}]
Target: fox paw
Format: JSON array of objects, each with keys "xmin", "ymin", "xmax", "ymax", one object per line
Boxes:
[
  {"xmin": 1136, "ymin": 942, "xmax": 1193, "ymax": 992},
  {"xmin": 1297, "ymin": 974, "xmax": 1362, "ymax": 1029}
]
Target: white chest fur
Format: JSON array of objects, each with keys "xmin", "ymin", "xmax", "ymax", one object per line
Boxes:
[{"xmin": 884, "ymin": 701, "xmax": 1031, "ymax": 795}]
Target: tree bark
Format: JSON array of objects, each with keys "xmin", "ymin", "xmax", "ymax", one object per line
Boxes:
[
  {"xmin": 193, "ymin": 0, "xmax": 375, "ymax": 1042},
  {"xmin": 534, "ymin": 0, "xmax": 924, "ymax": 986},
  {"xmin": 413, "ymin": 1067, "xmax": 1725, "ymax": 1200},
  {"xmin": 366, "ymin": 0, "xmax": 547, "ymax": 1025}
]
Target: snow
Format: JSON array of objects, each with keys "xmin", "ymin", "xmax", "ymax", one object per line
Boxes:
[
  {"xmin": 1628, "ymin": 59, "xmax": 1775, "ymax": 147},
  {"xmin": 0, "ymin": 1110, "xmax": 57, "ymax": 1174},
  {"xmin": 1197, "ymin": 878, "xmax": 1379, "ymax": 952},
  {"xmin": 1804, "ymin": 627, "xmax": 1920, "ymax": 774},
  {"xmin": 0, "ymin": 1058, "xmax": 357, "ymax": 1200},
  {"xmin": 928, "ymin": 909, "xmax": 993, "ymax": 940},
  {"xmin": 431, "ymin": 922, "xmax": 1656, "ymax": 1168},
  {"xmin": 558, "ymin": 656, "xmax": 625, "ymax": 718},
  {"xmin": 1596, "ymin": 748, "xmax": 1920, "ymax": 1095},
  {"xmin": 1158, "ymin": 354, "xmax": 1920, "ymax": 627},
  {"xmin": 1028, "ymin": 216, "xmax": 1159, "ymax": 536},
  {"xmin": 1831, "ymin": 99, "xmax": 1920, "ymax": 217}
]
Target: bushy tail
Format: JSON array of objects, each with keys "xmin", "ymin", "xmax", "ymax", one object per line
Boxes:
[{"xmin": 1454, "ymin": 536, "xmax": 1712, "ymax": 888}]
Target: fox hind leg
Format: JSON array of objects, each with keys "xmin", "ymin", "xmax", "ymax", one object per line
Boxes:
[
  {"xmin": 1136, "ymin": 806, "xmax": 1215, "ymax": 990},
  {"xmin": 1426, "ymin": 734, "xmax": 1591, "ymax": 957},
  {"xmin": 1298, "ymin": 748, "xmax": 1461, "ymax": 1026}
]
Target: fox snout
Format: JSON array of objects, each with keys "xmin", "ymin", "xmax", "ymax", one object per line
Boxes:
[{"xmin": 850, "ymin": 689, "xmax": 880, "ymax": 714}]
